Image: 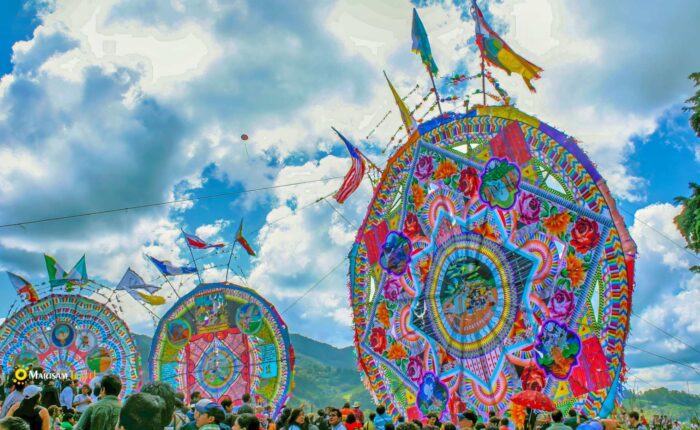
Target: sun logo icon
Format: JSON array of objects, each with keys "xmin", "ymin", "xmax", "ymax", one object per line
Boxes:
[{"xmin": 12, "ymin": 364, "xmax": 31, "ymax": 388}]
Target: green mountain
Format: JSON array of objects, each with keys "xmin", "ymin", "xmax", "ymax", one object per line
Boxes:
[
  {"xmin": 131, "ymin": 332, "xmax": 373, "ymax": 410},
  {"xmin": 622, "ymin": 388, "xmax": 700, "ymax": 422}
]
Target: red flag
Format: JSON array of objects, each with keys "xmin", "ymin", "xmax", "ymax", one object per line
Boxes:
[
  {"xmin": 7, "ymin": 272, "xmax": 39, "ymax": 304},
  {"xmin": 332, "ymin": 127, "xmax": 366, "ymax": 204},
  {"xmin": 236, "ymin": 221, "xmax": 256, "ymax": 256},
  {"xmin": 183, "ymin": 231, "xmax": 225, "ymax": 249}
]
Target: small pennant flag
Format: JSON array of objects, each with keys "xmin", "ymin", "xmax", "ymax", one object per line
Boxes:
[
  {"xmin": 116, "ymin": 268, "xmax": 160, "ymax": 294},
  {"xmin": 384, "ymin": 72, "xmax": 417, "ymax": 133},
  {"xmin": 332, "ymin": 127, "xmax": 366, "ymax": 204},
  {"xmin": 6, "ymin": 272, "xmax": 39, "ymax": 304},
  {"xmin": 183, "ymin": 231, "xmax": 225, "ymax": 249},
  {"xmin": 44, "ymin": 254, "xmax": 88, "ymax": 288},
  {"xmin": 470, "ymin": 0, "xmax": 543, "ymax": 92},
  {"xmin": 148, "ymin": 256, "xmax": 197, "ymax": 276},
  {"xmin": 411, "ymin": 8, "xmax": 439, "ymax": 75},
  {"xmin": 236, "ymin": 220, "xmax": 256, "ymax": 256}
]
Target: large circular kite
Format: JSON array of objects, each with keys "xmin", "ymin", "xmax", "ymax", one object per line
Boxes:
[
  {"xmin": 0, "ymin": 294, "xmax": 141, "ymax": 396},
  {"xmin": 149, "ymin": 282, "xmax": 294, "ymax": 417},
  {"xmin": 349, "ymin": 106, "xmax": 635, "ymax": 421}
]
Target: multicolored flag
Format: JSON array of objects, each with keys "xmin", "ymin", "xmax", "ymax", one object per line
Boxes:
[
  {"xmin": 411, "ymin": 8, "xmax": 438, "ymax": 75},
  {"xmin": 148, "ymin": 256, "xmax": 197, "ymax": 276},
  {"xmin": 470, "ymin": 0, "xmax": 543, "ymax": 92},
  {"xmin": 44, "ymin": 254, "xmax": 88, "ymax": 288},
  {"xmin": 332, "ymin": 127, "xmax": 366, "ymax": 204},
  {"xmin": 116, "ymin": 268, "xmax": 165, "ymax": 305},
  {"xmin": 236, "ymin": 220, "xmax": 256, "ymax": 257},
  {"xmin": 183, "ymin": 231, "xmax": 225, "ymax": 249},
  {"xmin": 6, "ymin": 272, "xmax": 39, "ymax": 304},
  {"xmin": 384, "ymin": 72, "xmax": 417, "ymax": 133}
]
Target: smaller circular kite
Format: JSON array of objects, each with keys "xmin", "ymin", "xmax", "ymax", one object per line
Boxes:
[
  {"xmin": 149, "ymin": 282, "xmax": 294, "ymax": 417},
  {"xmin": 0, "ymin": 294, "xmax": 141, "ymax": 396}
]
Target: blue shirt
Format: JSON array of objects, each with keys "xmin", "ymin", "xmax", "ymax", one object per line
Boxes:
[
  {"xmin": 373, "ymin": 414, "xmax": 392, "ymax": 430},
  {"xmin": 60, "ymin": 386, "xmax": 75, "ymax": 409}
]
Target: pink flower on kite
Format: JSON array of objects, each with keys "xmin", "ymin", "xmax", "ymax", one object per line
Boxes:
[
  {"xmin": 370, "ymin": 327, "xmax": 387, "ymax": 354},
  {"xmin": 383, "ymin": 277, "xmax": 402, "ymax": 301},
  {"xmin": 549, "ymin": 289, "xmax": 575, "ymax": 322},
  {"xmin": 414, "ymin": 155, "xmax": 434, "ymax": 181},
  {"xmin": 516, "ymin": 192, "xmax": 542, "ymax": 225},
  {"xmin": 406, "ymin": 355, "xmax": 424, "ymax": 382}
]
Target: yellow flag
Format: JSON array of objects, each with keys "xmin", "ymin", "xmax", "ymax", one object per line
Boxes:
[
  {"xmin": 384, "ymin": 71, "xmax": 417, "ymax": 133},
  {"xmin": 137, "ymin": 291, "xmax": 166, "ymax": 305}
]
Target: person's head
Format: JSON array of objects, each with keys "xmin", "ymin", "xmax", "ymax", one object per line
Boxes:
[
  {"xmin": 427, "ymin": 413, "xmax": 439, "ymax": 426},
  {"xmin": 500, "ymin": 419, "xmax": 509, "ymax": 427},
  {"xmin": 191, "ymin": 391, "xmax": 202, "ymax": 405},
  {"xmin": 47, "ymin": 405, "xmax": 62, "ymax": 419},
  {"xmin": 141, "ymin": 381, "xmax": 176, "ymax": 428},
  {"xmin": 353, "ymin": 402, "xmax": 361, "ymax": 410},
  {"xmin": 17, "ymin": 385, "xmax": 42, "ymax": 415},
  {"xmin": 242, "ymin": 393, "xmax": 251, "ymax": 403},
  {"xmin": 0, "ymin": 417, "xmax": 30, "ymax": 430},
  {"xmin": 443, "ymin": 424, "xmax": 456, "ymax": 430},
  {"xmin": 235, "ymin": 413, "xmax": 261, "ymax": 430},
  {"xmin": 568, "ymin": 410, "xmax": 577, "ymax": 418},
  {"xmin": 63, "ymin": 411, "xmax": 75, "ymax": 424},
  {"xmin": 489, "ymin": 412, "xmax": 496, "ymax": 419},
  {"xmin": 45, "ymin": 379, "xmax": 55, "ymax": 387},
  {"xmin": 397, "ymin": 416, "xmax": 405, "ymax": 424},
  {"xmin": 289, "ymin": 408, "xmax": 306, "ymax": 426},
  {"xmin": 328, "ymin": 408, "xmax": 342, "ymax": 426},
  {"xmin": 99, "ymin": 374, "xmax": 121, "ymax": 397},
  {"xmin": 489, "ymin": 418, "xmax": 500, "ymax": 426},
  {"xmin": 385, "ymin": 424, "xmax": 395, "ymax": 430},
  {"xmin": 412, "ymin": 419, "xmax": 423, "ymax": 429},
  {"xmin": 376, "ymin": 405, "xmax": 386, "ymax": 415},
  {"xmin": 346, "ymin": 413, "xmax": 357, "ymax": 425},
  {"xmin": 552, "ymin": 411, "xmax": 563, "ymax": 423},
  {"xmin": 92, "ymin": 384, "xmax": 101, "ymax": 398},
  {"xmin": 344, "ymin": 402, "xmax": 351, "ymax": 409},
  {"xmin": 80, "ymin": 385, "xmax": 91, "ymax": 395},
  {"xmin": 194, "ymin": 400, "xmax": 226, "ymax": 428},
  {"xmin": 628, "ymin": 412, "xmax": 640, "ymax": 426},
  {"xmin": 475, "ymin": 424, "xmax": 486, "ymax": 430},
  {"xmin": 369, "ymin": 413, "xmax": 376, "ymax": 422},
  {"xmin": 459, "ymin": 411, "xmax": 478, "ymax": 430},
  {"xmin": 117, "ymin": 393, "xmax": 164, "ymax": 430},
  {"xmin": 221, "ymin": 396, "xmax": 233, "ymax": 413}
]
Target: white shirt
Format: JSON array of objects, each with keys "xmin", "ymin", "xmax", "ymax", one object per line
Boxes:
[
  {"xmin": 74, "ymin": 393, "xmax": 91, "ymax": 413},
  {"xmin": 60, "ymin": 386, "xmax": 74, "ymax": 409}
]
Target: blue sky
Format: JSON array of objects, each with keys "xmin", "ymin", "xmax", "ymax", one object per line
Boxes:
[{"xmin": 0, "ymin": 0, "xmax": 699, "ymax": 393}]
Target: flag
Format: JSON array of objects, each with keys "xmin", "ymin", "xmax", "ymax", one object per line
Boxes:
[
  {"xmin": 332, "ymin": 127, "xmax": 366, "ymax": 204},
  {"xmin": 117, "ymin": 268, "xmax": 165, "ymax": 305},
  {"xmin": 411, "ymin": 8, "xmax": 438, "ymax": 75},
  {"xmin": 470, "ymin": 0, "xmax": 543, "ymax": 92},
  {"xmin": 6, "ymin": 272, "xmax": 39, "ymax": 303},
  {"xmin": 384, "ymin": 72, "xmax": 417, "ymax": 133},
  {"xmin": 148, "ymin": 256, "xmax": 197, "ymax": 276},
  {"xmin": 116, "ymin": 268, "xmax": 160, "ymax": 294},
  {"xmin": 236, "ymin": 220, "xmax": 256, "ymax": 256},
  {"xmin": 44, "ymin": 254, "xmax": 88, "ymax": 287},
  {"xmin": 183, "ymin": 231, "xmax": 225, "ymax": 249}
]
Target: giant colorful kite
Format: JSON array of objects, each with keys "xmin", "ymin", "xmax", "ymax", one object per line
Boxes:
[
  {"xmin": 149, "ymin": 282, "xmax": 294, "ymax": 417},
  {"xmin": 0, "ymin": 293, "xmax": 141, "ymax": 395},
  {"xmin": 348, "ymin": 106, "xmax": 636, "ymax": 421}
]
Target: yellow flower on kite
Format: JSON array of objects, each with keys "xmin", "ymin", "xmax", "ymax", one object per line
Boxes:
[
  {"xmin": 386, "ymin": 341, "xmax": 408, "ymax": 360},
  {"xmin": 412, "ymin": 183, "xmax": 426, "ymax": 208},
  {"xmin": 377, "ymin": 302, "xmax": 391, "ymax": 328},
  {"xmin": 565, "ymin": 254, "xmax": 586, "ymax": 288},
  {"xmin": 433, "ymin": 159, "xmax": 458, "ymax": 180},
  {"xmin": 543, "ymin": 212, "xmax": 571, "ymax": 236}
]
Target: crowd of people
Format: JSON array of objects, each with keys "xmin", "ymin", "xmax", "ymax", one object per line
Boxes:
[{"xmin": 0, "ymin": 372, "xmax": 691, "ymax": 430}]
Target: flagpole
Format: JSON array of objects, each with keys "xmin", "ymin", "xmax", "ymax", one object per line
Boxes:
[
  {"xmin": 481, "ymin": 55, "xmax": 487, "ymax": 106},
  {"xmin": 428, "ymin": 69, "xmax": 443, "ymax": 115},
  {"xmin": 225, "ymin": 241, "xmax": 238, "ymax": 283},
  {"xmin": 182, "ymin": 229, "xmax": 202, "ymax": 285}
]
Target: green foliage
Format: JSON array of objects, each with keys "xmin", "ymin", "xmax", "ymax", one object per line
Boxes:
[
  {"xmin": 623, "ymin": 388, "xmax": 700, "ymax": 422},
  {"xmin": 673, "ymin": 182, "xmax": 700, "ymax": 272},
  {"xmin": 684, "ymin": 72, "xmax": 700, "ymax": 137}
]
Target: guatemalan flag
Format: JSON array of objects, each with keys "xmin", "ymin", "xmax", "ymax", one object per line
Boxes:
[
  {"xmin": 332, "ymin": 127, "xmax": 366, "ymax": 204},
  {"xmin": 148, "ymin": 256, "xmax": 197, "ymax": 276},
  {"xmin": 183, "ymin": 231, "xmax": 225, "ymax": 249}
]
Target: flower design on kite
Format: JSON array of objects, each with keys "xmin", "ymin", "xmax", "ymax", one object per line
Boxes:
[
  {"xmin": 406, "ymin": 355, "xmax": 424, "ymax": 383},
  {"xmin": 414, "ymin": 155, "xmax": 435, "ymax": 181},
  {"xmin": 383, "ymin": 277, "xmax": 402, "ymax": 301},
  {"xmin": 516, "ymin": 191, "xmax": 542, "ymax": 225},
  {"xmin": 457, "ymin": 167, "xmax": 480, "ymax": 198},
  {"xmin": 548, "ymin": 289, "xmax": 575, "ymax": 322},
  {"xmin": 370, "ymin": 327, "xmax": 388, "ymax": 354},
  {"xmin": 570, "ymin": 217, "xmax": 600, "ymax": 253},
  {"xmin": 379, "ymin": 231, "xmax": 412, "ymax": 276}
]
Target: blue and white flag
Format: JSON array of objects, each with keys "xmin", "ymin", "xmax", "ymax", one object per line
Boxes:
[{"xmin": 148, "ymin": 256, "xmax": 197, "ymax": 276}]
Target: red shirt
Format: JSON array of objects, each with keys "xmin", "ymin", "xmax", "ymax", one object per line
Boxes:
[{"xmin": 346, "ymin": 422, "xmax": 362, "ymax": 430}]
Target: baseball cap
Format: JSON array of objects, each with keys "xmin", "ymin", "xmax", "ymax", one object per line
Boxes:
[
  {"xmin": 353, "ymin": 402, "xmax": 361, "ymax": 408},
  {"xmin": 195, "ymin": 399, "xmax": 226, "ymax": 423},
  {"xmin": 23, "ymin": 385, "xmax": 42, "ymax": 399}
]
